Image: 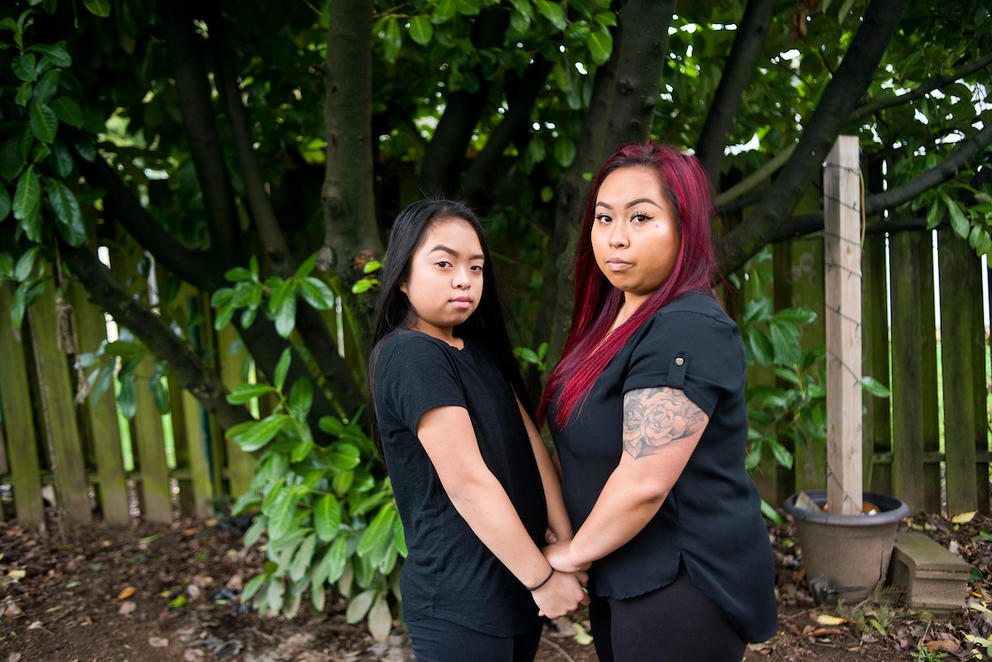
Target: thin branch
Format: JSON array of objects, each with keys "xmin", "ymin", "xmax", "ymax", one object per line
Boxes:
[
  {"xmin": 866, "ymin": 118, "xmax": 992, "ymax": 215},
  {"xmin": 851, "ymin": 52, "xmax": 992, "ymax": 122},
  {"xmin": 715, "ymin": 0, "xmax": 909, "ymax": 277},
  {"xmin": 58, "ymin": 241, "xmax": 250, "ymax": 430},
  {"xmin": 713, "ymin": 144, "xmax": 796, "ymax": 208},
  {"xmin": 695, "ymin": 0, "xmax": 776, "ymax": 181},
  {"xmin": 74, "ymin": 151, "xmax": 219, "ymax": 290}
]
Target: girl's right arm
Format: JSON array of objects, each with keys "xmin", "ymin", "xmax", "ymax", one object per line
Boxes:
[{"xmin": 417, "ymin": 405, "xmax": 587, "ymax": 618}]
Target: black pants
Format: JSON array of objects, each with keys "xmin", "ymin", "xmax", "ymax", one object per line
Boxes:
[
  {"xmin": 589, "ymin": 567, "xmax": 746, "ymax": 662},
  {"xmin": 406, "ymin": 617, "xmax": 543, "ymax": 662}
]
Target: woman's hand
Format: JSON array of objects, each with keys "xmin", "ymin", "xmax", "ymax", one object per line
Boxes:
[
  {"xmin": 531, "ymin": 570, "xmax": 588, "ymax": 619},
  {"xmin": 543, "ymin": 540, "xmax": 592, "ymax": 573}
]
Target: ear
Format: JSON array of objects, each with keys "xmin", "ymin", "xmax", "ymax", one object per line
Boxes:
[{"xmin": 399, "ymin": 279, "xmax": 408, "ymax": 296}]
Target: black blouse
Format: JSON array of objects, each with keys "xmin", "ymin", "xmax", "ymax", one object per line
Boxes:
[
  {"xmin": 373, "ymin": 329, "xmax": 546, "ymax": 636},
  {"xmin": 549, "ymin": 291, "xmax": 777, "ymax": 643}
]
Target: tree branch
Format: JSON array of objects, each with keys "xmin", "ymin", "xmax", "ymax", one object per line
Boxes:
[
  {"xmin": 204, "ymin": 4, "xmax": 295, "ymax": 278},
  {"xmin": 59, "ymin": 241, "xmax": 250, "ymax": 430},
  {"xmin": 851, "ymin": 52, "xmax": 992, "ymax": 122},
  {"xmin": 462, "ymin": 57, "xmax": 553, "ymax": 204},
  {"xmin": 418, "ymin": 7, "xmax": 509, "ymax": 197},
  {"xmin": 159, "ymin": 0, "xmax": 242, "ymax": 266},
  {"xmin": 695, "ymin": 0, "xmax": 776, "ymax": 181},
  {"xmin": 74, "ymin": 152, "xmax": 219, "ymax": 290},
  {"xmin": 866, "ymin": 118, "xmax": 992, "ymax": 214},
  {"xmin": 715, "ymin": 0, "xmax": 909, "ymax": 277}
]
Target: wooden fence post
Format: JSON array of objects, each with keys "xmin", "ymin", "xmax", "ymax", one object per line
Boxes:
[
  {"xmin": 0, "ymin": 284, "xmax": 45, "ymax": 527},
  {"xmin": 27, "ymin": 287, "xmax": 92, "ymax": 525},
  {"xmin": 824, "ymin": 135, "xmax": 862, "ymax": 515},
  {"xmin": 215, "ymin": 324, "xmax": 255, "ymax": 498},
  {"xmin": 938, "ymin": 228, "xmax": 984, "ymax": 515},
  {"xmin": 862, "ymin": 233, "xmax": 892, "ymax": 495}
]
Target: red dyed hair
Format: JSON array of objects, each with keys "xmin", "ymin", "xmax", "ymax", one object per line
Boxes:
[{"xmin": 540, "ymin": 142, "xmax": 717, "ymax": 429}]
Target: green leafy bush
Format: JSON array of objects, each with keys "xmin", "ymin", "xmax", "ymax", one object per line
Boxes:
[{"xmin": 227, "ymin": 346, "xmax": 404, "ymax": 642}]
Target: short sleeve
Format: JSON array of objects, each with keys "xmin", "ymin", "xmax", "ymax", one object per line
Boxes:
[
  {"xmin": 622, "ymin": 311, "xmax": 746, "ymax": 416},
  {"xmin": 374, "ymin": 333, "xmax": 467, "ymax": 433}
]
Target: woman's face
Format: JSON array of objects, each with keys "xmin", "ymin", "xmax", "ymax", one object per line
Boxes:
[
  {"xmin": 401, "ymin": 216, "xmax": 484, "ymax": 341},
  {"xmin": 590, "ymin": 166, "xmax": 681, "ymax": 310}
]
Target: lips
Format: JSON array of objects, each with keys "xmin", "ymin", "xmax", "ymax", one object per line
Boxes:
[
  {"xmin": 605, "ymin": 257, "xmax": 633, "ymax": 272},
  {"xmin": 449, "ymin": 296, "xmax": 473, "ymax": 309}
]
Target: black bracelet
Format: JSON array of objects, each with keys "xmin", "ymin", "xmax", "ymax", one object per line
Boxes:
[{"xmin": 526, "ymin": 568, "xmax": 555, "ymax": 591}]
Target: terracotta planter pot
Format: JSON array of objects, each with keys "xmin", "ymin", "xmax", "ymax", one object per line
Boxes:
[{"xmin": 784, "ymin": 490, "xmax": 909, "ymax": 603}]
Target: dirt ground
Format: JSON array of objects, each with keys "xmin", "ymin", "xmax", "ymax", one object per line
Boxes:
[{"xmin": 2, "ymin": 507, "xmax": 992, "ymax": 662}]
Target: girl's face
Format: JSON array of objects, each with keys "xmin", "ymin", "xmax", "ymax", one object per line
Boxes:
[
  {"xmin": 401, "ymin": 216, "xmax": 484, "ymax": 342},
  {"xmin": 591, "ymin": 166, "xmax": 681, "ymax": 310}
]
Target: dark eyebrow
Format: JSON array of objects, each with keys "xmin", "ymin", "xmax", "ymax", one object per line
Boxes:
[
  {"xmin": 595, "ymin": 197, "xmax": 662, "ymax": 210},
  {"xmin": 428, "ymin": 245, "xmax": 485, "ymax": 260}
]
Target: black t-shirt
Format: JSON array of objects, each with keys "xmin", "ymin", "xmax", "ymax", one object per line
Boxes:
[
  {"xmin": 372, "ymin": 329, "xmax": 546, "ymax": 636},
  {"xmin": 549, "ymin": 291, "xmax": 777, "ymax": 643}
]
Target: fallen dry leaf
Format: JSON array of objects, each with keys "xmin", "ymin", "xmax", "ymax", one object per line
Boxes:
[
  {"xmin": 816, "ymin": 614, "xmax": 851, "ymax": 626},
  {"xmin": 118, "ymin": 601, "xmax": 137, "ymax": 615},
  {"xmin": 924, "ymin": 639, "xmax": 961, "ymax": 653},
  {"xmin": 148, "ymin": 636, "xmax": 169, "ymax": 648},
  {"xmin": 116, "ymin": 586, "xmax": 136, "ymax": 601},
  {"xmin": 812, "ymin": 627, "xmax": 843, "ymax": 636},
  {"xmin": 951, "ymin": 511, "xmax": 976, "ymax": 524}
]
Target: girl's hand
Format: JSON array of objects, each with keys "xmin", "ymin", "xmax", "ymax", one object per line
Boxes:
[
  {"xmin": 545, "ymin": 528, "xmax": 557, "ymax": 544},
  {"xmin": 532, "ymin": 570, "xmax": 588, "ymax": 619},
  {"xmin": 543, "ymin": 540, "xmax": 591, "ymax": 573}
]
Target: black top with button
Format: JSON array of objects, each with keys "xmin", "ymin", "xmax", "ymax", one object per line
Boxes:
[
  {"xmin": 373, "ymin": 329, "xmax": 546, "ymax": 636},
  {"xmin": 549, "ymin": 290, "xmax": 777, "ymax": 643}
]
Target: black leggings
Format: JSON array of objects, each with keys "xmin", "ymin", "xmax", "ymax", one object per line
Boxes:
[
  {"xmin": 589, "ymin": 568, "xmax": 746, "ymax": 662},
  {"xmin": 405, "ymin": 617, "xmax": 543, "ymax": 662}
]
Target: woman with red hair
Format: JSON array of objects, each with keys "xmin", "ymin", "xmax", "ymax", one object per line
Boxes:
[{"xmin": 540, "ymin": 143, "xmax": 776, "ymax": 661}]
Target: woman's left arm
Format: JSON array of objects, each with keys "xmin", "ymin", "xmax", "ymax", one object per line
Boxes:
[
  {"xmin": 544, "ymin": 386, "xmax": 708, "ymax": 572},
  {"xmin": 516, "ymin": 396, "xmax": 574, "ymax": 542}
]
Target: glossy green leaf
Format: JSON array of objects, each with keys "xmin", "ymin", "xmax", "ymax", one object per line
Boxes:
[
  {"xmin": 861, "ymin": 375, "xmax": 890, "ymax": 398},
  {"xmin": 30, "ymin": 102, "xmax": 58, "ymax": 143},
  {"xmin": 241, "ymin": 574, "xmax": 267, "ymax": 602},
  {"xmin": 297, "ymin": 277, "xmax": 335, "ymax": 309},
  {"xmin": 553, "ymin": 138, "xmax": 576, "ymax": 167},
  {"xmin": 768, "ymin": 439, "xmax": 793, "ymax": 470},
  {"xmin": 314, "ymin": 493, "xmax": 342, "ymax": 542},
  {"xmin": 409, "ymin": 15, "xmax": 433, "ymax": 46},
  {"xmin": 289, "ymin": 533, "xmax": 317, "ymax": 582},
  {"xmin": 325, "ymin": 536, "xmax": 350, "ymax": 584},
  {"xmin": 28, "ymin": 42, "xmax": 72, "ymax": 67},
  {"xmin": 33, "ymin": 69, "xmax": 60, "ymax": 104},
  {"xmin": 328, "ymin": 442, "xmax": 361, "ymax": 470},
  {"xmin": 358, "ymin": 505, "xmax": 395, "ymax": 558},
  {"xmin": 0, "ymin": 187, "xmax": 9, "ymax": 221},
  {"xmin": 82, "ymin": 0, "xmax": 111, "ymax": 17},
  {"xmin": 152, "ymin": 377, "xmax": 170, "ymax": 414},
  {"xmin": 275, "ymin": 291, "xmax": 297, "ymax": 338},
  {"xmin": 226, "ymin": 383, "xmax": 277, "ymax": 404},
  {"xmin": 288, "ymin": 378, "xmax": 313, "ymax": 421},
  {"xmin": 943, "ymin": 193, "xmax": 970, "ymax": 238},
  {"xmin": 586, "ymin": 25, "xmax": 613, "ymax": 65},
  {"xmin": 48, "ymin": 179, "xmax": 85, "ymax": 245},
  {"xmin": 534, "ymin": 0, "xmax": 566, "ymax": 30},
  {"xmin": 48, "ymin": 141, "xmax": 73, "ymax": 178},
  {"xmin": 233, "ymin": 413, "xmax": 291, "ymax": 452},
  {"xmin": 383, "ymin": 19, "xmax": 402, "ymax": 64},
  {"xmin": 118, "ymin": 376, "xmax": 137, "ymax": 419},
  {"xmin": 0, "ymin": 137, "xmax": 25, "ymax": 181},
  {"xmin": 274, "ymin": 347, "xmax": 292, "ymax": 391},
  {"xmin": 12, "ymin": 53, "xmax": 37, "ymax": 82},
  {"xmin": 367, "ymin": 593, "xmax": 392, "ymax": 642},
  {"xmin": 50, "ymin": 97, "xmax": 84, "ymax": 128},
  {"xmin": 13, "ymin": 166, "xmax": 41, "ymax": 224},
  {"xmin": 345, "ymin": 589, "xmax": 376, "ymax": 624},
  {"xmin": 926, "ymin": 200, "xmax": 942, "ymax": 229}
]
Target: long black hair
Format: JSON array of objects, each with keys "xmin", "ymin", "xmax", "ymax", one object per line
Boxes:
[{"xmin": 367, "ymin": 199, "xmax": 529, "ymax": 459}]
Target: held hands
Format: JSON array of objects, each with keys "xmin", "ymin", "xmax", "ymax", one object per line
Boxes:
[
  {"xmin": 543, "ymin": 540, "xmax": 592, "ymax": 573},
  {"xmin": 531, "ymin": 569, "xmax": 588, "ymax": 619}
]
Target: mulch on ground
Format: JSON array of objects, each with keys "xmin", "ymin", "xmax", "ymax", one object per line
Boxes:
[{"xmin": 2, "ymin": 507, "xmax": 991, "ymax": 661}]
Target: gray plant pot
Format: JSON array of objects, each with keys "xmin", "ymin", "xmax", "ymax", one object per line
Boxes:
[{"xmin": 784, "ymin": 490, "xmax": 910, "ymax": 603}]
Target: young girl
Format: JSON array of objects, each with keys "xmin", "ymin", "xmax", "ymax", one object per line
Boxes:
[{"xmin": 369, "ymin": 200, "xmax": 586, "ymax": 662}]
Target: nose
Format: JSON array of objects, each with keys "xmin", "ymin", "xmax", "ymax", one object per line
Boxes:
[
  {"xmin": 608, "ymin": 222, "xmax": 628, "ymax": 249},
  {"xmin": 452, "ymin": 265, "xmax": 471, "ymax": 288}
]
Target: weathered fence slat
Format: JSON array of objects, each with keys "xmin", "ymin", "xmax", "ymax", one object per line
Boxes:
[
  {"xmin": 0, "ymin": 284, "xmax": 44, "ymax": 527},
  {"xmin": 972, "ymin": 261, "xmax": 990, "ymax": 515},
  {"xmin": 215, "ymin": 324, "xmax": 255, "ymax": 498},
  {"xmin": 775, "ymin": 238, "xmax": 826, "ymax": 493},
  {"xmin": 862, "ymin": 233, "xmax": 892, "ymax": 495},
  {"xmin": 68, "ymin": 280, "xmax": 130, "ymax": 526},
  {"xmin": 889, "ymin": 230, "xmax": 940, "ymax": 512},
  {"xmin": 938, "ymin": 228, "xmax": 984, "ymax": 515},
  {"xmin": 27, "ymin": 288, "xmax": 92, "ymax": 525}
]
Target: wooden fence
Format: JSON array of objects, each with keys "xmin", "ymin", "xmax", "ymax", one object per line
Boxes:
[{"xmin": 1, "ymin": 178, "xmax": 991, "ymax": 529}]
